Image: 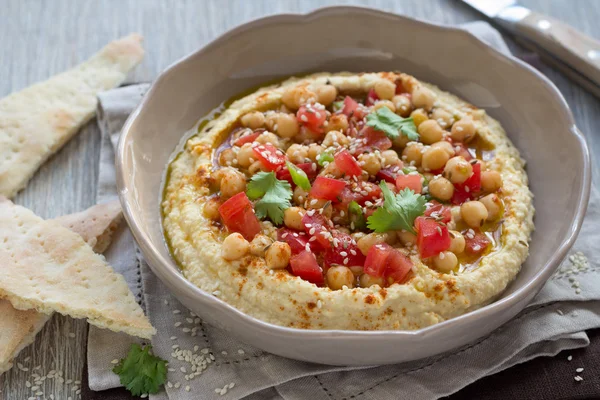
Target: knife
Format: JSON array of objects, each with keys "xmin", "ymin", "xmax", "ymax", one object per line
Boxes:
[{"xmin": 462, "ymin": 0, "xmax": 600, "ymax": 97}]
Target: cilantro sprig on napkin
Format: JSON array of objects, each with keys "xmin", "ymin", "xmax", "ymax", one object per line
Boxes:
[
  {"xmin": 113, "ymin": 344, "xmax": 167, "ymax": 396},
  {"xmin": 246, "ymin": 171, "xmax": 292, "ymax": 225},
  {"xmin": 367, "ymin": 183, "xmax": 426, "ymax": 234},
  {"xmin": 366, "ymin": 107, "xmax": 419, "ymax": 141}
]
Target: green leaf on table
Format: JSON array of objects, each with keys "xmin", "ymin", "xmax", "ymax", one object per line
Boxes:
[{"xmin": 112, "ymin": 344, "xmax": 167, "ymax": 396}]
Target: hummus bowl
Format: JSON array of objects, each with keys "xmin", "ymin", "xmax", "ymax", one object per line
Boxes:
[{"xmin": 116, "ymin": 7, "xmax": 590, "ymax": 365}]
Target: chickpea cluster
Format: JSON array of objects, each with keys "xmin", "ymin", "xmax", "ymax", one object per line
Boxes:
[{"xmin": 206, "ymin": 76, "xmax": 505, "ymax": 288}]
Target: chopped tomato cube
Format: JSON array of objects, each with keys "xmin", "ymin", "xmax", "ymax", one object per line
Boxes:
[
  {"xmin": 385, "ymin": 250, "xmax": 414, "ymax": 284},
  {"xmin": 396, "ymin": 174, "xmax": 422, "ymax": 194},
  {"xmin": 342, "ymin": 96, "xmax": 359, "ymax": 117},
  {"xmin": 365, "ymin": 89, "xmax": 379, "ymax": 106},
  {"xmin": 233, "ymin": 130, "xmax": 262, "ymax": 146},
  {"xmin": 465, "ymin": 231, "xmax": 491, "ymax": 255},
  {"xmin": 290, "ymin": 251, "xmax": 324, "ymax": 285},
  {"xmin": 364, "ymin": 243, "xmax": 393, "ymax": 277},
  {"xmin": 218, "ymin": 192, "xmax": 261, "ymax": 240},
  {"xmin": 278, "ymin": 228, "xmax": 311, "ymax": 255},
  {"xmin": 334, "ymin": 150, "xmax": 362, "ymax": 177},
  {"xmin": 354, "ymin": 127, "xmax": 392, "ymax": 154},
  {"xmin": 451, "ymin": 162, "xmax": 481, "ymax": 205},
  {"xmin": 276, "ymin": 162, "xmax": 317, "ymax": 187},
  {"xmin": 377, "ymin": 167, "xmax": 401, "ymax": 184},
  {"xmin": 323, "ymin": 232, "xmax": 365, "ymax": 268},
  {"xmin": 297, "ymin": 104, "xmax": 327, "ymax": 134},
  {"xmin": 424, "ymin": 201, "xmax": 452, "ymax": 224},
  {"xmin": 415, "ymin": 217, "xmax": 451, "ymax": 259},
  {"xmin": 338, "ymin": 182, "xmax": 382, "ymax": 210},
  {"xmin": 252, "ymin": 143, "xmax": 287, "ymax": 171},
  {"xmin": 301, "ymin": 212, "xmax": 331, "ymax": 250},
  {"xmin": 309, "ymin": 176, "xmax": 346, "ymax": 202}
]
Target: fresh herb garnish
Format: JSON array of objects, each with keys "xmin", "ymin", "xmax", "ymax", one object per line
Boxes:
[
  {"xmin": 366, "ymin": 107, "xmax": 419, "ymax": 141},
  {"xmin": 348, "ymin": 201, "xmax": 366, "ymax": 230},
  {"xmin": 367, "ymin": 183, "xmax": 426, "ymax": 234},
  {"xmin": 286, "ymin": 161, "xmax": 311, "ymax": 191},
  {"xmin": 332, "ymin": 100, "xmax": 344, "ymax": 112},
  {"xmin": 246, "ymin": 171, "xmax": 292, "ymax": 225},
  {"xmin": 112, "ymin": 344, "xmax": 167, "ymax": 397},
  {"xmin": 317, "ymin": 150, "xmax": 334, "ymax": 166}
]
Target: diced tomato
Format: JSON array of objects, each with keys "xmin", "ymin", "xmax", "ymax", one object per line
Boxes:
[
  {"xmin": 334, "ymin": 150, "xmax": 362, "ymax": 177},
  {"xmin": 277, "ymin": 228, "xmax": 310, "ymax": 255},
  {"xmin": 218, "ymin": 192, "xmax": 261, "ymax": 240},
  {"xmin": 338, "ymin": 182, "xmax": 382, "ymax": 209},
  {"xmin": 364, "ymin": 243, "xmax": 393, "ymax": 277},
  {"xmin": 301, "ymin": 212, "xmax": 331, "ymax": 250},
  {"xmin": 396, "ymin": 174, "xmax": 422, "ymax": 194},
  {"xmin": 415, "ymin": 217, "xmax": 451, "ymax": 259},
  {"xmin": 276, "ymin": 163, "xmax": 317, "ymax": 187},
  {"xmin": 424, "ymin": 201, "xmax": 452, "ymax": 224},
  {"xmin": 323, "ymin": 232, "xmax": 366, "ymax": 268},
  {"xmin": 233, "ymin": 130, "xmax": 262, "ymax": 146},
  {"xmin": 290, "ymin": 251, "xmax": 324, "ymax": 285},
  {"xmin": 252, "ymin": 143, "xmax": 286, "ymax": 171},
  {"xmin": 309, "ymin": 176, "xmax": 346, "ymax": 201},
  {"xmin": 451, "ymin": 162, "xmax": 481, "ymax": 205},
  {"xmin": 354, "ymin": 127, "xmax": 393, "ymax": 153},
  {"xmin": 297, "ymin": 104, "xmax": 327, "ymax": 134},
  {"xmin": 342, "ymin": 96, "xmax": 359, "ymax": 117},
  {"xmin": 465, "ymin": 231, "xmax": 491, "ymax": 256},
  {"xmin": 377, "ymin": 167, "xmax": 402, "ymax": 184},
  {"xmin": 365, "ymin": 89, "xmax": 379, "ymax": 106},
  {"xmin": 385, "ymin": 250, "xmax": 414, "ymax": 284}
]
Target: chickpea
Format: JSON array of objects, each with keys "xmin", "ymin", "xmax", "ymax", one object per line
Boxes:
[
  {"xmin": 431, "ymin": 140, "xmax": 455, "ymax": 157},
  {"xmin": 433, "ymin": 251, "xmax": 458, "ymax": 273},
  {"xmin": 428, "ymin": 177, "xmax": 454, "ymax": 201},
  {"xmin": 443, "ymin": 156, "xmax": 473, "ymax": 184},
  {"xmin": 284, "ymin": 207, "xmax": 306, "ymax": 230},
  {"xmin": 410, "ymin": 108, "xmax": 429, "ymax": 128},
  {"xmin": 412, "ymin": 86, "xmax": 436, "ymax": 111},
  {"xmin": 326, "ymin": 266, "xmax": 355, "ymax": 290},
  {"xmin": 358, "ymin": 152, "xmax": 382, "ymax": 176},
  {"xmin": 286, "ymin": 143, "xmax": 309, "ymax": 163},
  {"xmin": 295, "ymin": 126, "xmax": 321, "ymax": 144},
  {"xmin": 431, "ymin": 108, "xmax": 454, "ymax": 129},
  {"xmin": 218, "ymin": 148, "xmax": 236, "ymax": 167},
  {"xmin": 274, "ymin": 113, "xmax": 300, "ymax": 138},
  {"xmin": 357, "ymin": 232, "xmax": 388, "ymax": 256},
  {"xmin": 281, "ymin": 86, "xmax": 316, "ymax": 110},
  {"xmin": 305, "ymin": 144, "xmax": 323, "ymax": 162},
  {"xmin": 481, "ymin": 170, "xmax": 503, "ymax": 193},
  {"xmin": 203, "ymin": 197, "xmax": 222, "ymax": 221},
  {"xmin": 451, "ymin": 206, "xmax": 462, "ymax": 223},
  {"xmin": 221, "ymin": 233, "xmax": 250, "ymax": 261},
  {"xmin": 351, "ymin": 232, "xmax": 367, "ymax": 243},
  {"xmin": 237, "ymin": 143, "xmax": 255, "ymax": 168},
  {"xmin": 381, "ymin": 150, "xmax": 401, "ymax": 167},
  {"xmin": 393, "ymin": 134, "xmax": 410, "ymax": 149},
  {"xmin": 314, "ymin": 84, "xmax": 338, "ymax": 106},
  {"xmin": 325, "ymin": 114, "xmax": 349, "ymax": 133},
  {"xmin": 321, "ymin": 159, "xmax": 344, "ymax": 178},
  {"xmin": 255, "ymin": 131, "xmax": 279, "ymax": 147},
  {"xmin": 480, "ymin": 194, "xmax": 502, "ymax": 221},
  {"xmin": 359, "ymin": 273, "xmax": 385, "ymax": 288},
  {"xmin": 422, "ymin": 147, "xmax": 450, "ymax": 171},
  {"xmin": 392, "ymin": 94, "xmax": 413, "ymax": 117},
  {"xmin": 265, "ymin": 241, "xmax": 292, "ymax": 269},
  {"xmin": 250, "ymin": 234, "xmax": 272, "ymax": 257},
  {"xmin": 461, "ymin": 201, "xmax": 488, "ymax": 228},
  {"xmin": 248, "ymin": 160, "xmax": 268, "ymax": 175},
  {"xmin": 307, "ymin": 198, "xmax": 332, "ymax": 218},
  {"xmin": 418, "ymin": 120, "xmax": 443, "ymax": 145},
  {"xmin": 448, "ymin": 230, "xmax": 465, "ymax": 254},
  {"xmin": 450, "ymin": 117, "xmax": 477, "ymax": 142},
  {"xmin": 373, "ymin": 100, "xmax": 396, "ymax": 113},
  {"xmin": 240, "ymin": 111, "xmax": 265, "ymax": 129},
  {"xmin": 397, "ymin": 230, "xmax": 416, "ymax": 246},
  {"xmin": 220, "ymin": 168, "xmax": 247, "ymax": 198},
  {"xmin": 402, "ymin": 142, "xmax": 424, "ymax": 166},
  {"xmin": 349, "ymin": 266, "xmax": 364, "ymax": 276},
  {"xmin": 293, "ymin": 186, "xmax": 309, "ymax": 205},
  {"xmin": 374, "ymin": 79, "xmax": 396, "ymax": 100},
  {"xmin": 322, "ymin": 130, "xmax": 350, "ymax": 148}
]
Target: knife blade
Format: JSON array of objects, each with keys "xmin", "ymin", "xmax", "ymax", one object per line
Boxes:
[{"xmin": 462, "ymin": 0, "xmax": 600, "ymax": 97}]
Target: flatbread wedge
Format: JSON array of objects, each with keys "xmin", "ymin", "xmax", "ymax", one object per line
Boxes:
[
  {"xmin": 0, "ymin": 34, "xmax": 144, "ymax": 198},
  {"xmin": 0, "ymin": 198, "xmax": 155, "ymax": 343}
]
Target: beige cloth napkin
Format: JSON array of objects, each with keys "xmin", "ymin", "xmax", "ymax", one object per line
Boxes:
[{"xmin": 88, "ymin": 21, "xmax": 600, "ymax": 400}]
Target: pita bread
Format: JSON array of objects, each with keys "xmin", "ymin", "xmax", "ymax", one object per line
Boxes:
[
  {"xmin": 0, "ymin": 34, "xmax": 144, "ymax": 198},
  {"xmin": 0, "ymin": 199, "xmax": 126, "ymax": 374},
  {"xmin": 0, "ymin": 199, "xmax": 155, "ymax": 344}
]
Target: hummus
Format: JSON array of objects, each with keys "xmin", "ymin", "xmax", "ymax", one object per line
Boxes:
[{"xmin": 162, "ymin": 72, "xmax": 534, "ymax": 330}]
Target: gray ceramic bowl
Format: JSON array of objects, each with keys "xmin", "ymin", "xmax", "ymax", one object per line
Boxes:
[{"xmin": 116, "ymin": 6, "xmax": 591, "ymax": 365}]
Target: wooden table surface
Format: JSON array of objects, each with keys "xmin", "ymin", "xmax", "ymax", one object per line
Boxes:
[{"xmin": 1, "ymin": 0, "xmax": 599, "ymax": 399}]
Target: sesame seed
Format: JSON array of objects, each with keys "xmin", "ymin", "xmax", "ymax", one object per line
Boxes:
[
  {"xmin": 111, "ymin": 359, "xmax": 119, "ymax": 364},
  {"xmin": 238, "ymin": 349, "xmax": 245, "ymax": 355},
  {"xmin": 576, "ymin": 367, "xmax": 584, "ymax": 372},
  {"xmin": 317, "ymin": 300, "xmax": 323, "ymax": 309},
  {"xmin": 568, "ymin": 355, "xmax": 573, "ymax": 361},
  {"xmin": 173, "ymin": 310, "xmax": 181, "ymax": 314}
]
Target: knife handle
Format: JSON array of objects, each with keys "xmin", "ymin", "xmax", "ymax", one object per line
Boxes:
[{"xmin": 513, "ymin": 11, "xmax": 600, "ymax": 87}]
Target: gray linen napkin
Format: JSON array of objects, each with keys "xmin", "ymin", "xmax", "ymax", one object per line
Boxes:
[{"xmin": 88, "ymin": 21, "xmax": 600, "ymax": 400}]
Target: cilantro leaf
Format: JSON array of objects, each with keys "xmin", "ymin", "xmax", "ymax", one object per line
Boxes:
[
  {"xmin": 246, "ymin": 172, "xmax": 292, "ymax": 225},
  {"xmin": 348, "ymin": 201, "xmax": 366, "ymax": 231},
  {"xmin": 317, "ymin": 150, "xmax": 334, "ymax": 166},
  {"xmin": 366, "ymin": 107, "xmax": 419, "ymax": 141},
  {"xmin": 112, "ymin": 344, "xmax": 167, "ymax": 396},
  {"xmin": 286, "ymin": 161, "xmax": 311, "ymax": 191},
  {"xmin": 367, "ymin": 183, "xmax": 426, "ymax": 234}
]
